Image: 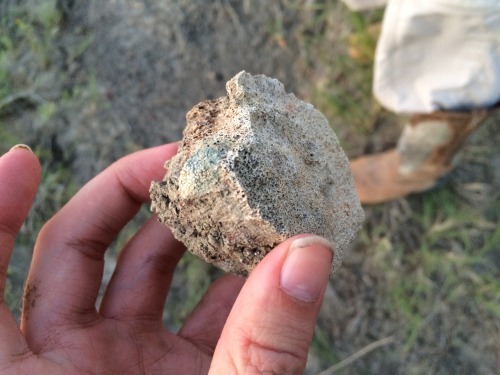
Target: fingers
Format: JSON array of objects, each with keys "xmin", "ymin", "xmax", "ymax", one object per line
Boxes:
[
  {"xmin": 22, "ymin": 144, "xmax": 177, "ymax": 337},
  {"xmin": 178, "ymin": 274, "xmax": 245, "ymax": 353},
  {"xmin": 0, "ymin": 146, "xmax": 41, "ymax": 295},
  {"xmin": 99, "ymin": 216, "xmax": 185, "ymax": 323},
  {"xmin": 209, "ymin": 235, "xmax": 333, "ymax": 375},
  {"xmin": 0, "ymin": 146, "xmax": 40, "ymax": 359}
]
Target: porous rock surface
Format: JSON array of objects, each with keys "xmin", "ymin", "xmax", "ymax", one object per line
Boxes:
[{"xmin": 150, "ymin": 71, "xmax": 364, "ymax": 276}]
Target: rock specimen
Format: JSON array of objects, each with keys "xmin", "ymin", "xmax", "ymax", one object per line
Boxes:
[{"xmin": 150, "ymin": 71, "xmax": 364, "ymax": 276}]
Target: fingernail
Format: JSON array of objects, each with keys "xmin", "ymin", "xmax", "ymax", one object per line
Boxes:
[
  {"xmin": 10, "ymin": 144, "xmax": 33, "ymax": 153},
  {"xmin": 280, "ymin": 236, "xmax": 333, "ymax": 303}
]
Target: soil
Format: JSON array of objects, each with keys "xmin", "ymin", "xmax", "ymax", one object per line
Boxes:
[
  {"xmin": 54, "ymin": 0, "xmax": 320, "ymax": 183},
  {"xmin": 3, "ymin": 1, "xmax": 499, "ymax": 374}
]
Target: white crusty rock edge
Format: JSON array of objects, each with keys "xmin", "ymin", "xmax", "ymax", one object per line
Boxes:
[{"xmin": 150, "ymin": 71, "xmax": 364, "ymax": 277}]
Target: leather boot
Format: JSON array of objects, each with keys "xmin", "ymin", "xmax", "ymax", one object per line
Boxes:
[{"xmin": 350, "ymin": 107, "xmax": 496, "ymax": 204}]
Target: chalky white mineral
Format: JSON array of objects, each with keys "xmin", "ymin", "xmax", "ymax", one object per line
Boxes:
[{"xmin": 150, "ymin": 71, "xmax": 364, "ymax": 276}]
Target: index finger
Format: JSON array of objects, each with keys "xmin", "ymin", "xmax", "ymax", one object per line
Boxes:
[
  {"xmin": 22, "ymin": 143, "xmax": 177, "ymax": 338},
  {"xmin": 0, "ymin": 147, "xmax": 40, "ymax": 360},
  {"xmin": 0, "ymin": 147, "xmax": 41, "ymax": 294}
]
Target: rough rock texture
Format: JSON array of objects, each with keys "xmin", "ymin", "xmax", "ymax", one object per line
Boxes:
[{"xmin": 150, "ymin": 71, "xmax": 364, "ymax": 276}]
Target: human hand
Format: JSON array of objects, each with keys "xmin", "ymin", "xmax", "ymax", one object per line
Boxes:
[{"xmin": 0, "ymin": 144, "xmax": 333, "ymax": 374}]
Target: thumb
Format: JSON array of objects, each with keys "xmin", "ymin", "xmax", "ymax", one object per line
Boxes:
[{"xmin": 210, "ymin": 234, "xmax": 333, "ymax": 375}]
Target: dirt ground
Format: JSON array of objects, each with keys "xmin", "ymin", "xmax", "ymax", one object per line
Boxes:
[
  {"xmin": 52, "ymin": 0, "xmax": 322, "ymax": 182},
  {"xmin": 2, "ymin": 0, "xmax": 499, "ymax": 374}
]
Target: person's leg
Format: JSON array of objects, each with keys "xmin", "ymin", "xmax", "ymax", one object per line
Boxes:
[
  {"xmin": 351, "ymin": 108, "xmax": 498, "ymax": 204},
  {"xmin": 351, "ymin": 0, "xmax": 500, "ymax": 204}
]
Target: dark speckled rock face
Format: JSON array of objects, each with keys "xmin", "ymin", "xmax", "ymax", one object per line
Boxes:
[{"xmin": 150, "ymin": 71, "xmax": 364, "ymax": 276}]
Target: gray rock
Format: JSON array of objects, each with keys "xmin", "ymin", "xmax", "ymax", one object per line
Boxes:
[{"xmin": 150, "ymin": 71, "xmax": 364, "ymax": 276}]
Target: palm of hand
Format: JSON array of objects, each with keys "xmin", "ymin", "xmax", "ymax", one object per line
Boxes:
[
  {"xmin": 1, "ymin": 144, "xmax": 242, "ymax": 374},
  {"xmin": 10, "ymin": 315, "xmax": 210, "ymax": 374}
]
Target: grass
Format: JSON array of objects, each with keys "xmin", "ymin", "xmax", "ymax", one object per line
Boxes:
[
  {"xmin": 0, "ymin": 0, "xmax": 82, "ymax": 319},
  {"xmin": 1, "ymin": 1, "xmax": 499, "ymax": 373},
  {"xmin": 300, "ymin": 4, "xmax": 499, "ymax": 373},
  {"xmin": 401, "ymin": 191, "xmax": 499, "ymax": 372},
  {"xmin": 0, "ymin": 0, "xmax": 60, "ymax": 105},
  {"xmin": 313, "ymin": 189, "xmax": 499, "ymax": 374},
  {"xmin": 295, "ymin": 2, "xmax": 399, "ymax": 162}
]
